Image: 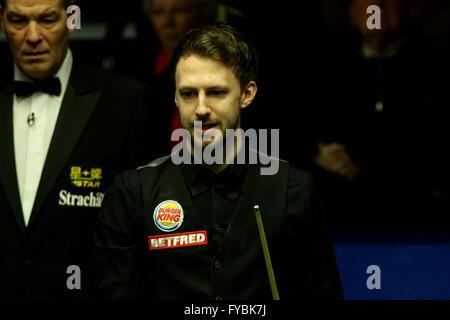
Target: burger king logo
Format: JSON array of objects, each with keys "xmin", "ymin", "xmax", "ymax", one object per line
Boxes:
[{"xmin": 154, "ymin": 200, "xmax": 184, "ymax": 232}]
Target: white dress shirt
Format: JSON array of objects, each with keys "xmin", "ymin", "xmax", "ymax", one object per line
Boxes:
[{"xmin": 13, "ymin": 49, "xmax": 73, "ymax": 226}]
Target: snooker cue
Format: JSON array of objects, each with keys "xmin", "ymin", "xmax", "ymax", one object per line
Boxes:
[{"xmin": 254, "ymin": 205, "xmax": 280, "ymax": 300}]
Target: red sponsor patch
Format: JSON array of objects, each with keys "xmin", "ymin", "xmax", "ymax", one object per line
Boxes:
[{"xmin": 148, "ymin": 230, "xmax": 208, "ymax": 250}]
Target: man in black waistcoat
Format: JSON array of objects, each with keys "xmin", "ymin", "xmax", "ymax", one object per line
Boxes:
[
  {"xmin": 93, "ymin": 23, "xmax": 343, "ymax": 299},
  {"xmin": 0, "ymin": 0, "xmax": 153, "ymax": 299}
]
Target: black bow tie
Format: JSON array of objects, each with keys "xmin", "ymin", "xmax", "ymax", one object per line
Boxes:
[{"xmin": 13, "ymin": 78, "xmax": 62, "ymax": 98}]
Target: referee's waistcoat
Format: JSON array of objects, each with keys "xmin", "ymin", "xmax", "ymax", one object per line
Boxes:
[{"xmin": 137, "ymin": 153, "xmax": 289, "ymax": 299}]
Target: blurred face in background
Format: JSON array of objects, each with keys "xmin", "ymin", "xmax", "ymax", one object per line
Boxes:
[
  {"xmin": 349, "ymin": 0, "xmax": 417, "ymax": 37},
  {"xmin": 0, "ymin": 0, "xmax": 72, "ymax": 80},
  {"xmin": 149, "ymin": 0, "xmax": 210, "ymax": 57}
]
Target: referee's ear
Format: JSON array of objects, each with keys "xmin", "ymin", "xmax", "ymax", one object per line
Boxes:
[{"xmin": 240, "ymin": 81, "xmax": 257, "ymax": 110}]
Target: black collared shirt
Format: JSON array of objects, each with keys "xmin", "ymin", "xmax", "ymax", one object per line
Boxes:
[{"xmin": 180, "ymin": 162, "xmax": 247, "ymax": 241}]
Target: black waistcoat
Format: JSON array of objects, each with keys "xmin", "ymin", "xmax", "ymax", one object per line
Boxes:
[{"xmin": 136, "ymin": 154, "xmax": 289, "ymax": 299}]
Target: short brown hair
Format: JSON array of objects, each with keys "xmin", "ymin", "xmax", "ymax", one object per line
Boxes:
[{"xmin": 170, "ymin": 23, "xmax": 259, "ymax": 89}]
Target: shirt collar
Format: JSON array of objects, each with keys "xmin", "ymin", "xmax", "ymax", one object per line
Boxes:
[
  {"xmin": 181, "ymin": 160, "xmax": 247, "ymax": 199},
  {"xmin": 13, "ymin": 48, "xmax": 73, "ymax": 99}
]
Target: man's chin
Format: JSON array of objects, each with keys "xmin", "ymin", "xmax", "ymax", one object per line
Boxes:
[
  {"xmin": 190, "ymin": 137, "xmax": 224, "ymax": 151},
  {"xmin": 193, "ymin": 139, "xmax": 218, "ymax": 150},
  {"xmin": 19, "ymin": 62, "xmax": 53, "ymax": 80}
]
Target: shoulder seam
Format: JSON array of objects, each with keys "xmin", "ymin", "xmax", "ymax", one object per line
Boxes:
[{"xmin": 137, "ymin": 155, "xmax": 171, "ymax": 170}]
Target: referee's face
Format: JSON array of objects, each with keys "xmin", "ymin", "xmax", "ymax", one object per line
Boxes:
[
  {"xmin": 175, "ymin": 54, "xmax": 257, "ymax": 149},
  {"xmin": 0, "ymin": 0, "xmax": 73, "ymax": 80}
]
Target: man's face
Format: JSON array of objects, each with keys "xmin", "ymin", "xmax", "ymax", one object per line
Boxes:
[
  {"xmin": 150, "ymin": 0, "xmax": 208, "ymax": 57},
  {"xmin": 0, "ymin": 0, "xmax": 72, "ymax": 80},
  {"xmin": 175, "ymin": 54, "xmax": 256, "ymax": 150}
]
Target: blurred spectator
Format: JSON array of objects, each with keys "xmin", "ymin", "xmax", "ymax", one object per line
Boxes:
[
  {"xmin": 112, "ymin": 0, "xmax": 218, "ymax": 157},
  {"xmin": 147, "ymin": 0, "xmax": 215, "ymax": 62},
  {"xmin": 305, "ymin": 0, "xmax": 447, "ymax": 230},
  {"xmin": 149, "ymin": 0, "xmax": 218, "ymax": 153}
]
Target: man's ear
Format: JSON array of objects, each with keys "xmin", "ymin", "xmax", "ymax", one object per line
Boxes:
[
  {"xmin": 174, "ymin": 94, "xmax": 179, "ymax": 109},
  {"xmin": 240, "ymin": 81, "xmax": 257, "ymax": 109},
  {"xmin": 65, "ymin": 5, "xmax": 81, "ymax": 35},
  {"xmin": 68, "ymin": 25, "xmax": 75, "ymax": 35}
]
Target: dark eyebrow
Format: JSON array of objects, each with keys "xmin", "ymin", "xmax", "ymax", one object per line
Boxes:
[
  {"xmin": 207, "ymin": 86, "xmax": 229, "ymax": 91},
  {"xmin": 6, "ymin": 11, "xmax": 27, "ymax": 19},
  {"xmin": 178, "ymin": 87, "xmax": 197, "ymax": 92},
  {"xmin": 6, "ymin": 10, "xmax": 59, "ymax": 20},
  {"xmin": 39, "ymin": 11, "xmax": 59, "ymax": 19},
  {"xmin": 178, "ymin": 86, "xmax": 230, "ymax": 92}
]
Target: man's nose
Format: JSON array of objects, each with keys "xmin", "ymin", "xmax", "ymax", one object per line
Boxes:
[
  {"xmin": 25, "ymin": 21, "xmax": 43, "ymax": 45},
  {"xmin": 161, "ymin": 10, "xmax": 176, "ymax": 27},
  {"xmin": 195, "ymin": 93, "xmax": 211, "ymax": 118}
]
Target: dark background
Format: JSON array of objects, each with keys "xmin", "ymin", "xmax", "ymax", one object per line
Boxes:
[{"xmin": 1, "ymin": 0, "xmax": 449, "ymax": 231}]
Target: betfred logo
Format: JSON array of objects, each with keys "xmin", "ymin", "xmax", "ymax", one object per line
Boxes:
[
  {"xmin": 154, "ymin": 200, "xmax": 184, "ymax": 232},
  {"xmin": 148, "ymin": 230, "xmax": 208, "ymax": 250}
]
